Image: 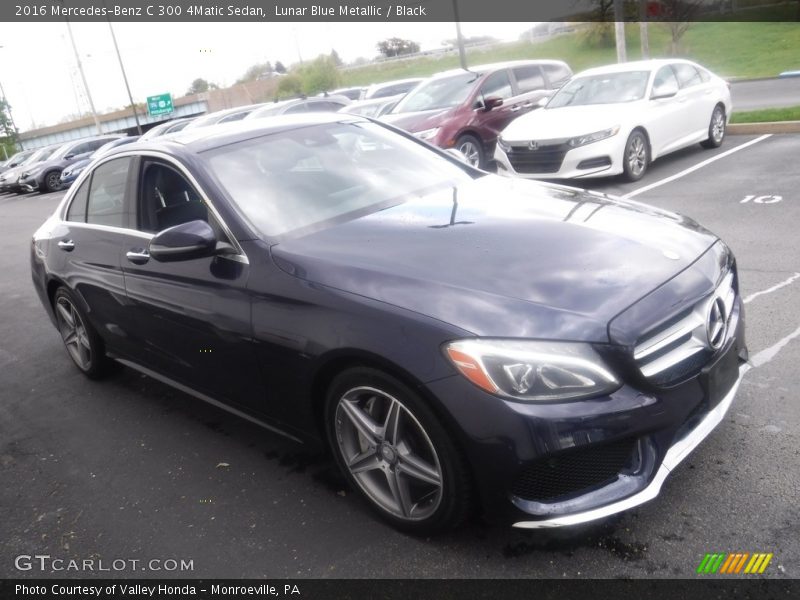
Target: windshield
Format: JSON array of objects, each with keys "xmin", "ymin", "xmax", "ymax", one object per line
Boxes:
[
  {"xmin": 25, "ymin": 146, "xmax": 61, "ymax": 165},
  {"xmin": 392, "ymin": 72, "xmax": 480, "ymax": 113},
  {"xmin": 203, "ymin": 120, "xmax": 474, "ymax": 238},
  {"xmin": 548, "ymin": 71, "xmax": 651, "ymax": 107}
]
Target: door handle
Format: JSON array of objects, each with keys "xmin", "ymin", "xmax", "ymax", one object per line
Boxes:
[
  {"xmin": 510, "ymin": 105, "xmax": 522, "ymax": 112},
  {"xmin": 521, "ymin": 103, "xmax": 534, "ymax": 108},
  {"xmin": 126, "ymin": 249, "xmax": 150, "ymax": 264},
  {"xmin": 57, "ymin": 239, "xmax": 75, "ymax": 252}
]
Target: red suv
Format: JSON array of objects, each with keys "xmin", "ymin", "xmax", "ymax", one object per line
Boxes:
[{"xmin": 381, "ymin": 60, "xmax": 572, "ymax": 168}]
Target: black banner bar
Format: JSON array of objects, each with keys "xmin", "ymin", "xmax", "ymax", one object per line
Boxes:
[
  {"xmin": 2, "ymin": 579, "xmax": 798, "ymax": 600},
  {"xmin": 2, "ymin": 0, "xmax": 796, "ymax": 22}
]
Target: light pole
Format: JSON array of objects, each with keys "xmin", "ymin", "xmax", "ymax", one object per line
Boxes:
[
  {"xmin": 101, "ymin": 2, "xmax": 141, "ymax": 134},
  {"xmin": 106, "ymin": 20, "xmax": 142, "ymax": 134},
  {"xmin": 451, "ymin": 0, "xmax": 468, "ymax": 70},
  {"xmin": 62, "ymin": 8, "xmax": 103, "ymax": 135}
]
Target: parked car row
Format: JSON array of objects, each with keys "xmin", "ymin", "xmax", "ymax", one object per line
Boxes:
[{"xmin": 367, "ymin": 58, "xmax": 730, "ymax": 181}]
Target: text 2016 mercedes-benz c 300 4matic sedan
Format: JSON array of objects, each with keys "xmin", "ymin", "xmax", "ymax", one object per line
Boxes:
[{"xmin": 31, "ymin": 114, "xmax": 747, "ymax": 534}]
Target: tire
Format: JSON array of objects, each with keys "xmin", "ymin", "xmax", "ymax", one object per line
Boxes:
[
  {"xmin": 455, "ymin": 134, "xmax": 485, "ymax": 169},
  {"xmin": 53, "ymin": 287, "xmax": 113, "ymax": 379},
  {"xmin": 622, "ymin": 130, "xmax": 649, "ymax": 182},
  {"xmin": 43, "ymin": 171, "xmax": 62, "ymax": 193},
  {"xmin": 325, "ymin": 366, "xmax": 473, "ymax": 534},
  {"xmin": 701, "ymin": 105, "xmax": 726, "ymax": 149}
]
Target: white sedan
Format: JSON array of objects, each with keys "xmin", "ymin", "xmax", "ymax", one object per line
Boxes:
[{"xmin": 494, "ymin": 59, "xmax": 732, "ymax": 182}]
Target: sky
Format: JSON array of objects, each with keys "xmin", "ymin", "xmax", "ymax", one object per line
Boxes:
[{"xmin": 0, "ymin": 21, "xmax": 532, "ymax": 132}]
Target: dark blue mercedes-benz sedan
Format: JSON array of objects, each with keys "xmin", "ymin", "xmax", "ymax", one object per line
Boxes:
[{"xmin": 31, "ymin": 114, "xmax": 747, "ymax": 534}]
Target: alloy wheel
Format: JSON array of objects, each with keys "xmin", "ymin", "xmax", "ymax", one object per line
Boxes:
[
  {"xmin": 626, "ymin": 134, "xmax": 647, "ymax": 178},
  {"xmin": 45, "ymin": 172, "xmax": 61, "ymax": 192},
  {"xmin": 334, "ymin": 386, "xmax": 443, "ymax": 521},
  {"xmin": 55, "ymin": 296, "xmax": 92, "ymax": 371},
  {"xmin": 457, "ymin": 140, "xmax": 481, "ymax": 167},
  {"xmin": 711, "ymin": 108, "xmax": 725, "ymax": 144}
]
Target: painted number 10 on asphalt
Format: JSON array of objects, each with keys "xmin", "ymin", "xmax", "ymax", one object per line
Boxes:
[{"xmin": 740, "ymin": 195, "xmax": 783, "ymax": 204}]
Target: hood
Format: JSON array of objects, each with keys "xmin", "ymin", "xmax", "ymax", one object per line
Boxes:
[
  {"xmin": 271, "ymin": 176, "xmax": 718, "ymax": 342},
  {"xmin": 381, "ymin": 108, "xmax": 453, "ymax": 133},
  {"xmin": 502, "ymin": 103, "xmax": 643, "ymax": 141}
]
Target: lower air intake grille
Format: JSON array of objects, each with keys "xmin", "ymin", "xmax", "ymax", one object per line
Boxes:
[{"xmin": 511, "ymin": 438, "xmax": 638, "ymax": 503}]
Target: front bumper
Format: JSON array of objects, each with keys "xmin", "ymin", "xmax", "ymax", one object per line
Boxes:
[
  {"xmin": 513, "ymin": 362, "xmax": 747, "ymax": 528},
  {"xmin": 494, "ymin": 134, "xmax": 626, "ymax": 180},
  {"xmin": 424, "ymin": 290, "xmax": 746, "ymax": 527},
  {"xmin": 18, "ymin": 174, "xmax": 41, "ymax": 192}
]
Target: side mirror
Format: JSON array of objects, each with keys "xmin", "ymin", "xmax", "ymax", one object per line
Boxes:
[
  {"xmin": 483, "ymin": 96, "xmax": 504, "ymax": 111},
  {"xmin": 651, "ymin": 83, "xmax": 679, "ymax": 100},
  {"xmin": 149, "ymin": 219, "xmax": 218, "ymax": 262},
  {"xmin": 536, "ymin": 96, "xmax": 549, "ymax": 108},
  {"xmin": 64, "ymin": 154, "xmax": 75, "ymax": 160}
]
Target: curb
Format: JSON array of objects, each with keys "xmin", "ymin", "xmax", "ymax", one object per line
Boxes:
[{"xmin": 728, "ymin": 121, "xmax": 800, "ymax": 135}]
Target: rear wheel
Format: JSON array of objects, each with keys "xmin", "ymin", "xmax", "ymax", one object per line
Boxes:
[
  {"xmin": 701, "ymin": 105, "xmax": 726, "ymax": 149},
  {"xmin": 325, "ymin": 367, "xmax": 472, "ymax": 534},
  {"xmin": 622, "ymin": 130, "xmax": 649, "ymax": 182},
  {"xmin": 43, "ymin": 171, "xmax": 62, "ymax": 193},
  {"xmin": 455, "ymin": 134, "xmax": 485, "ymax": 169},
  {"xmin": 53, "ymin": 287, "xmax": 113, "ymax": 379}
]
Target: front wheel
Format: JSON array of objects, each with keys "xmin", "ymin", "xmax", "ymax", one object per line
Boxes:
[
  {"xmin": 701, "ymin": 105, "xmax": 726, "ymax": 149},
  {"xmin": 43, "ymin": 171, "xmax": 62, "ymax": 193},
  {"xmin": 622, "ymin": 130, "xmax": 649, "ymax": 182},
  {"xmin": 325, "ymin": 367, "xmax": 473, "ymax": 534},
  {"xmin": 455, "ymin": 134, "xmax": 485, "ymax": 169}
]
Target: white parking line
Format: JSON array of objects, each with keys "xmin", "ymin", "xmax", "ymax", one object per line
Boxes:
[
  {"xmin": 749, "ymin": 323, "xmax": 800, "ymax": 368},
  {"xmin": 622, "ymin": 134, "xmax": 773, "ymax": 199},
  {"xmin": 743, "ymin": 272, "xmax": 800, "ymax": 304}
]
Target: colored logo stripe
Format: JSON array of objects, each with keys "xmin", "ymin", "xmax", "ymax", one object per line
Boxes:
[{"xmin": 698, "ymin": 552, "xmax": 773, "ymax": 574}]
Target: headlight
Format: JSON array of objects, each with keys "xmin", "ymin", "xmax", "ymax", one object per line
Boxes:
[
  {"xmin": 567, "ymin": 126, "xmax": 620, "ymax": 148},
  {"xmin": 414, "ymin": 127, "xmax": 440, "ymax": 142},
  {"xmin": 23, "ymin": 166, "xmax": 43, "ymax": 178},
  {"xmin": 444, "ymin": 339, "xmax": 620, "ymax": 402}
]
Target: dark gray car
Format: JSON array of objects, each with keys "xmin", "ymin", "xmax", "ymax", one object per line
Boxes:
[{"xmin": 19, "ymin": 135, "xmax": 123, "ymax": 193}]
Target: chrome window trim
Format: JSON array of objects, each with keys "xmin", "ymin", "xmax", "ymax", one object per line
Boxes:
[{"xmin": 60, "ymin": 150, "xmax": 249, "ymax": 265}]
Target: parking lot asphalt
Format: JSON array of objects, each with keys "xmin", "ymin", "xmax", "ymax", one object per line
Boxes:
[
  {"xmin": 730, "ymin": 77, "xmax": 800, "ymax": 111},
  {"xmin": 1, "ymin": 134, "xmax": 798, "ymax": 579}
]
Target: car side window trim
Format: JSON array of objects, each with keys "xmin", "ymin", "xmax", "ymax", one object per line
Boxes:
[{"xmin": 60, "ymin": 150, "xmax": 249, "ymax": 264}]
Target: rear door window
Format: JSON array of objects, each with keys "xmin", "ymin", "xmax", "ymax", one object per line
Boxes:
[{"xmin": 512, "ymin": 65, "xmax": 546, "ymax": 93}]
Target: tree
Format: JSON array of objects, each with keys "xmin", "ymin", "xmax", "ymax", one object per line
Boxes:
[
  {"xmin": 236, "ymin": 61, "xmax": 275, "ymax": 84},
  {"xmin": 376, "ymin": 37, "xmax": 420, "ymax": 58},
  {"xmin": 186, "ymin": 78, "xmax": 212, "ymax": 95},
  {"xmin": 299, "ymin": 55, "xmax": 340, "ymax": 95},
  {"xmin": 276, "ymin": 73, "xmax": 302, "ymax": 98},
  {"xmin": 660, "ymin": 0, "xmax": 704, "ymax": 53},
  {"xmin": 330, "ymin": 49, "xmax": 343, "ymax": 67},
  {"xmin": 274, "ymin": 61, "xmax": 287, "ymax": 74},
  {"xmin": 0, "ymin": 98, "xmax": 15, "ymax": 139}
]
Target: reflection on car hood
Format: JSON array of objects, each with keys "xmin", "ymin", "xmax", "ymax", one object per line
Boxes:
[
  {"xmin": 502, "ymin": 103, "xmax": 643, "ymax": 141},
  {"xmin": 271, "ymin": 176, "xmax": 718, "ymax": 341},
  {"xmin": 381, "ymin": 108, "xmax": 453, "ymax": 133}
]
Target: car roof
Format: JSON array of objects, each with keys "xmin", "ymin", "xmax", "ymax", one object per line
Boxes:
[
  {"xmin": 429, "ymin": 59, "xmax": 569, "ymax": 79},
  {"xmin": 110, "ymin": 113, "xmax": 362, "ymax": 156},
  {"xmin": 575, "ymin": 59, "xmax": 702, "ymax": 77}
]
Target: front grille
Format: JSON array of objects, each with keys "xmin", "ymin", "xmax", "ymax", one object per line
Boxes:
[
  {"xmin": 634, "ymin": 270, "xmax": 736, "ymax": 386},
  {"xmin": 511, "ymin": 437, "xmax": 638, "ymax": 503},
  {"xmin": 506, "ymin": 143, "xmax": 569, "ymax": 174}
]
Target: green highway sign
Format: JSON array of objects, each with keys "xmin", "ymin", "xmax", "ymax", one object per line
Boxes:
[{"xmin": 146, "ymin": 93, "xmax": 174, "ymax": 117}]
